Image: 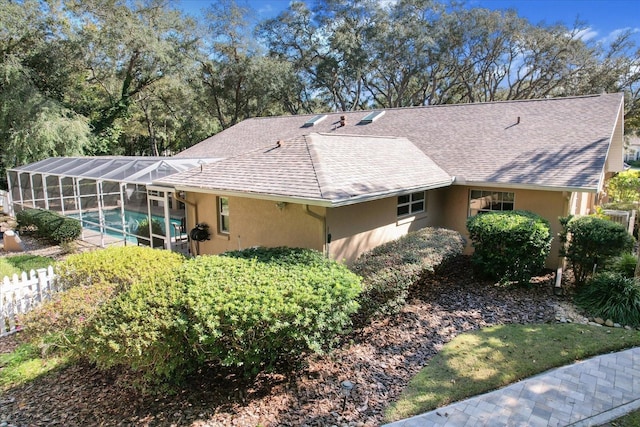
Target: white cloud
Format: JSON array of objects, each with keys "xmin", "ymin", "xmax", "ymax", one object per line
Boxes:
[
  {"xmin": 573, "ymin": 27, "xmax": 598, "ymax": 42},
  {"xmin": 601, "ymin": 27, "xmax": 640, "ymax": 44}
]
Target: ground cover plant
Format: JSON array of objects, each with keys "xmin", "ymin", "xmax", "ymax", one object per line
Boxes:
[
  {"xmin": 384, "ymin": 323, "xmax": 640, "ymax": 422},
  {"xmin": 466, "ymin": 210, "xmax": 552, "ymax": 284},
  {"xmin": 575, "ymin": 273, "xmax": 640, "ymax": 326},
  {"xmin": 0, "ymin": 254, "xmax": 54, "ymax": 279}
]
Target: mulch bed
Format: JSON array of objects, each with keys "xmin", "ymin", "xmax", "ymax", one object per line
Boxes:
[{"xmin": 0, "ymin": 256, "xmax": 572, "ymax": 427}]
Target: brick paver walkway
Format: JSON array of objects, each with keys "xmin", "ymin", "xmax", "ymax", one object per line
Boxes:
[{"xmin": 384, "ymin": 347, "xmax": 640, "ymax": 427}]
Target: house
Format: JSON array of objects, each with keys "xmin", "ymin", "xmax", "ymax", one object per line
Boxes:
[
  {"xmin": 153, "ymin": 93, "xmax": 625, "ymax": 267},
  {"xmin": 624, "ymin": 136, "xmax": 640, "ymax": 163}
]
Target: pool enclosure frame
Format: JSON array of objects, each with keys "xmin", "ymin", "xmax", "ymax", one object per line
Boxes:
[{"xmin": 6, "ymin": 157, "xmax": 211, "ymax": 251}]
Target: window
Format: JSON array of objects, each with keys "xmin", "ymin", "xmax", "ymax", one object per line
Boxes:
[
  {"xmin": 218, "ymin": 197, "xmax": 229, "ymax": 233},
  {"xmin": 397, "ymin": 191, "xmax": 425, "ymax": 217},
  {"xmin": 469, "ymin": 190, "xmax": 514, "ymax": 216}
]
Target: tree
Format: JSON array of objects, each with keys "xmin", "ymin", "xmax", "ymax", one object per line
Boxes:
[
  {"xmin": 0, "ymin": 0, "xmax": 90, "ymax": 186},
  {"xmin": 607, "ymin": 170, "xmax": 640, "ymax": 204},
  {"xmin": 198, "ymin": 0, "xmax": 298, "ymax": 129},
  {"xmin": 65, "ymin": 0, "xmax": 199, "ymax": 154}
]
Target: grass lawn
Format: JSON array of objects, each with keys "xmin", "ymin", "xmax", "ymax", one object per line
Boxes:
[
  {"xmin": 0, "ymin": 343, "xmax": 69, "ymax": 391},
  {"xmin": 0, "ymin": 254, "xmax": 55, "ymax": 279},
  {"xmin": 384, "ymin": 323, "xmax": 640, "ymax": 422},
  {"xmin": 605, "ymin": 410, "xmax": 640, "ymax": 426}
]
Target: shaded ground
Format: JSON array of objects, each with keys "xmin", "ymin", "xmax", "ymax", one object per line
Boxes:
[{"xmin": 0, "ymin": 256, "xmax": 577, "ymax": 427}]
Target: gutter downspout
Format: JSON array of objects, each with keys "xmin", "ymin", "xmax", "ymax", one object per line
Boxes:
[{"xmin": 304, "ymin": 204, "xmax": 329, "ymax": 257}]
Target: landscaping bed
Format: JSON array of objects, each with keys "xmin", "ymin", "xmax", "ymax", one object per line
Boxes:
[{"xmin": 0, "ymin": 256, "xmax": 570, "ymax": 426}]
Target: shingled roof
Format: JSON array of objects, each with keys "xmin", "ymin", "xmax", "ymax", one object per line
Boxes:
[
  {"xmin": 158, "ymin": 133, "xmax": 452, "ymax": 206},
  {"xmin": 169, "ymin": 93, "xmax": 624, "ymax": 199}
]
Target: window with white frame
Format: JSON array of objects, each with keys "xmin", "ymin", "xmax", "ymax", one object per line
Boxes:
[
  {"xmin": 397, "ymin": 191, "xmax": 426, "ymax": 217},
  {"xmin": 468, "ymin": 190, "xmax": 514, "ymax": 216},
  {"xmin": 218, "ymin": 196, "xmax": 229, "ymax": 233}
]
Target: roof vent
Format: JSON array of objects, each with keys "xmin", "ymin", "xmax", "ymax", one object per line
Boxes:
[
  {"xmin": 359, "ymin": 110, "xmax": 385, "ymax": 124},
  {"xmin": 302, "ymin": 114, "xmax": 327, "ymax": 128}
]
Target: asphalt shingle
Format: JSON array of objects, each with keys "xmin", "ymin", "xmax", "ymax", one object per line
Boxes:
[
  {"xmin": 159, "ymin": 133, "xmax": 452, "ymax": 205},
  {"xmin": 172, "ymin": 93, "xmax": 623, "ymax": 195}
]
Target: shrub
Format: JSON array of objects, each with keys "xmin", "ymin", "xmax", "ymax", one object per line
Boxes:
[
  {"xmin": 222, "ymin": 246, "xmax": 329, "ymax": 267},
  {"xmin": 19, "ymin": 282, "xmax": 119, "ymax": 352},
  {"xmin": 78, "ymin": 272, "xmax": 190, "ymax": 383},
  {"xmin": 76, "ymin": 248, "xmax": 361, "ymax": 382},
  {"xmin": 15, "ymin": 209, "xmax": 40, "ymax": 229},
  {"xmin": 466, "ymin": 210, "xmax": 552, "ymax": 284},
  {"xmin": 19, "ymin": 246, "xmax": 185, "ymax": 353},
  {"xmin": 15, "ymin": 208, "xmax": 80, "ymax": 243},
  {"xmin": 183, "ymin": 252, "xmax": 361, "ymax": 375},
  {"xmin": 50, "ymin": 218, "xmax": 82, "ymax": 243},
  {"xmin": 559, "ymin": 215, "xmax": 635, "ymax": 286},
  {"xmin": 134, "ymin": 218, "xmax": 165, "ymax": 248},
  {"xmin": 575, "ymin": 272, "xmax": 640, "ymax": 326},
  {"xmin": 351, "ymin": 227, "xmax": 465, "ymax": 320},
  {"xmin": 54, "ymin": 245, "xmax": 184, "ymax": 291},
  {"xmin": 606, "ymin": 170, "xmax": 640, "ymax": 203}
]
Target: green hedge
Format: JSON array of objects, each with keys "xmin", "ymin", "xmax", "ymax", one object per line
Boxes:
[
  {"xmin": 351, "ymin": 227, "xmax": 465, "ymax": 320},
  {"xmin": 79, "ymin": 273, "xmax": 190, "ymax": 382},
  {"xmin": 19, "ymin": 246, "xmax": 185, "ymax": 353},
  {"xmin": 182, "ymin": 252, "xmax": 361, "ymax": 373},
  {"xmin": 54, "ymin": 245, "xmax": 184, "ymax": 291},
  {"xmin": 559, "ymin": 215, "xmax": 635, "ymax": 286},
  {"xmin": 466, "ymin": 210, "xmax": 552, "ymax": 284},
  {"xmin": 78, "ymin": 247, "xmax": 362, "ymax": 382},
  {"xmin": 16, "ymin": 208, "xmax": 81, "ymax": 244}
]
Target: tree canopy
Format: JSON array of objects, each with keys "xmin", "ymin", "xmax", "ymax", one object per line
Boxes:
[{"xmin": 1, "ymin": 0, "xmax": 639, "ymax": 187}]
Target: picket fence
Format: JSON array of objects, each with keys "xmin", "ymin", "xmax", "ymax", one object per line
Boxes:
[{"xmin": 1, "ymin": 266, "xmax": 57, "ymax": 337}]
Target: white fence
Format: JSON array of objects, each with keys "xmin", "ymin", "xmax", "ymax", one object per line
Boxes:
[
  {"xmin": 603, "ymin": 209, "xmax": 637, "ymax": 235},
  {"xmin": 1, "ymin": 266, "xmax": 57, "ymax": 337}
]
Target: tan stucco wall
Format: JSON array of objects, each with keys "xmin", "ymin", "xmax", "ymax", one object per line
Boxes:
[
  {"xmin": 326, "ymin": 192, "xmax": 444, "ymax": 264},
  {"xmin": 437, "ymin": 186, "xmax": 569, "ymax": 268},
  {"xmin": 605, "ymin": 102, "xmax": 626, "ymax": 177},
  {"xmin": 185, "ymin": 192, "xmax": 325, "ymax": 255},
  {"xmin": 185, "ymin": 186, "xmax": 572, "ymax": 269}
]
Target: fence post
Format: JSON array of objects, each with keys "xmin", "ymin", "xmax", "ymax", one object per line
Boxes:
[
  {"xmin": 0, "ymin": 264, "xmax": 57, "ymax": 337},
  {"xmin": 36, "ymin": 268, "xmax": 48, "ymax": 303}
]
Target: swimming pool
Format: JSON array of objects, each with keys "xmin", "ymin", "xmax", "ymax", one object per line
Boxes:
[{"xmin": 70, "ymin": 209, "xmax": 184, "ymax": 242}]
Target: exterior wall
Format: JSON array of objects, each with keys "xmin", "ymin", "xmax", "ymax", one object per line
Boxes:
[
  {"xmin": 326, "ymin": 191, "xmax": 444, "ymax": 264},
  {"xmin": 185, "ymin": 192, "xmax": 325, "ymax": 256},
  {"xmin": 605, "ymin": 104, "xmax": 626, "ymax": 177},
  {"xmin": 436, "ymin": 186, "xmax": 569, "ymax": 269},
  {"xmin": 185, "ymin": 186, "xmax": 573, "ymax": 269},
  {"xmin": 569, "ymin": 192, "xmax": 596, "ymax": 216}
]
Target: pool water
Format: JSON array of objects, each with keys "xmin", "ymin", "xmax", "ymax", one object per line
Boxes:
[{"xmin": 71, "ymin": 209, "xmax": 184, "ymax": 242}]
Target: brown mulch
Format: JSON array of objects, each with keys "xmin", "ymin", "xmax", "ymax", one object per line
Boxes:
[{"xmin": 0, "ymin": 256, "xmax": 569, "ymax": 427}]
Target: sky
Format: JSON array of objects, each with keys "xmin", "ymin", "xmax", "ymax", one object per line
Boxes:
[{"xmin": 178, "ymin": 0, "xmax": 640, "ymax": 46}]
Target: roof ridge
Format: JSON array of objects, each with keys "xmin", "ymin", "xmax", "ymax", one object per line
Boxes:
[
  {"xmin": 304, "ymin": 134, "xmax": 326, "ymax": 199},
  {"xmin": 241, "ymin": 93, "xmax": 620, "ymax": 119}
]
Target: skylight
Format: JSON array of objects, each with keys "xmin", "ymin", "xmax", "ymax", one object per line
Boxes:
[
  {"xmin": 359, "ymin": 110, "xmax": 385, "ymax": 124},
  {"xmin": 302, "ymin": 114, "xmax": 327, "ymax": 127}
]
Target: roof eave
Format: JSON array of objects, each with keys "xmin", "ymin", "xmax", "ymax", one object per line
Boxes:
[
  {"xmin": 455, "ymin": 179, "xmax": 598, "ymax": 193},
  {"xmin": 166, "ymin": 177, "xmax": 455, "ymax": 208},
  {"xmin": 328, "ymin": 179, "xmax": 454, "ymax": 207}
]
